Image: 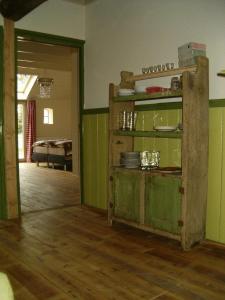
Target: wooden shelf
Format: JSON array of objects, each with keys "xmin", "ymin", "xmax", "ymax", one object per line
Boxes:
[
  {"xmin": 109, "ymin": 57, "xmax": 209, "ymax": 250},
  {"xmin": 113, "ymin": 90, "xmax": 182, "ymax": 102},
  {"xmin": 126, "ymin": 65, "xmax": 197, "ymax": 82},
  {"xmin": 217, "ymin": 71, "xmax": 225, "ymax": 77},
  {"xmin": 113, "ymin": 166, "xmax": 182, "ymax": 177},
  {"xmin": 114, "ymin": 130, "xmax": 182, "ymax": 139}
]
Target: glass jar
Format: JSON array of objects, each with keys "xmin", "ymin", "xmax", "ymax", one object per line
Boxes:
[{"xmin": 171, "ymin": 76, "xmax": 181, "ymax": 91}]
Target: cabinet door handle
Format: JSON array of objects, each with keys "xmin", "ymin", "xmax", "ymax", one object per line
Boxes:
[{"xmin": 116, "ymin": 140, "xmax": 123, "ymax": 144}]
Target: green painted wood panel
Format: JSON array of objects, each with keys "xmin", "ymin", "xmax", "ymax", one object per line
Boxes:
[
  {"xmin": 219, "ymin": 108, "xmax": 225, "ymax": 243},
  {"xmin": 206, "ymin": 108, "xmax": 223, "ymax": 242},
  {"xmin": 83, "ymin": 114, "xmax": 97, "ymax": 207},
  {"xmin": 96, "ymin": 114, "xmax": 108, "ymax": 209},
  {"xmin": 83, "ymin": 113, "xmax": 108, "ymax": 210},
  {"xmin": 134, "ymin": 109, "xmax": 181, "ymax": 167},
  {"xmin": 145, "ymin": 175, "xmax": 181, "ymax": 234},
  {"xmin": 83, "ymin": 106, "xmax": 225, "ymax": 245},
  {"xmin": 113, "ymin": 170, "xmax": 140, "ymax": 222}
]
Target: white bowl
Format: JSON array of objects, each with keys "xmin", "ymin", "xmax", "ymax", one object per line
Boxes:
[{"xmin": 135, "ymin": 86, "xmax": 147, "ymax": 93}]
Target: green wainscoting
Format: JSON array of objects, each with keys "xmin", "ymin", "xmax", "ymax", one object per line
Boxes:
[
  {"xmin": 134, "ymin": 109, "xmax": 182, "ymax": 167},
  {"xmin": 206, "ymin": 107, "xmax": 225, "ymax": 243},
  {"xmin": 83, "ymin": 113, "xmax": 108, "ymax": 209},
  {"xmin": 82, "ymin": 104, "xmax": 225, "ymax": 244}
]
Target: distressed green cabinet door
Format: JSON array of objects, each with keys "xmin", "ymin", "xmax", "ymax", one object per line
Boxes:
[
  {"xmin": 145, "ymin": 175, "xmax": 181, "ymax": 234},
  {"xmin": 113, "ymin": 171, "xmax": 140, "ymax": 222}
]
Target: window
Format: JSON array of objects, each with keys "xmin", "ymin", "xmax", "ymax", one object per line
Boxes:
[
  {"xmin": 17, "ymin": 74, "xmax": 38, "ymax": 100},
  {"xmin": 17, "ymin": 103, "xmax": 25, "ymax": 160},
  {"xmin": 43, "ymin": 108, "xmax": 54, "ymax": 124}
]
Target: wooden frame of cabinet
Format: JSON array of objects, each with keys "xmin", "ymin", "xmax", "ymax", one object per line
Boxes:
[{"xmin": 108, "ymin": 56, "xmax": 209, "ymax": 250}]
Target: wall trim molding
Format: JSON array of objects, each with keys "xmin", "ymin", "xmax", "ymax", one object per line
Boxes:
[{"xmin": 83, "ymin": 107, "xmax": 109, "ymax": 114}]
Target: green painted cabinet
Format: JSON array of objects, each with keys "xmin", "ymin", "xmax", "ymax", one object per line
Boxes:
[
  {"xmin": 113, "ymin": 170, "xmax": 141, "ymax": 222},
  {"xmin": 145, "ymin": 175, "xmax": 181, "ymax": 234}
]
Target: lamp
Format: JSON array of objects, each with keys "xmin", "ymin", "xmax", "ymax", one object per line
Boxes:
[{"xmin": 37, "ymin": 77, "xmax": 54, "ymax": 98}]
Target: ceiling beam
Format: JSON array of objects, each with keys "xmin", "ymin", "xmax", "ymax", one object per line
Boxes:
[
  {"xmin": 17, "ymin": 60, "xmax": 72, "ymax": 72},
  {"xmin": 17, "ymin": 41, "xmax": 73, "ymax": 56},
  {"xmin": 17, "ymin": 51, "xmax": 72, "ymax": 65},
  {"xmin": 0, "ymin": 0, "xmax": 47, "ymax": 21}
]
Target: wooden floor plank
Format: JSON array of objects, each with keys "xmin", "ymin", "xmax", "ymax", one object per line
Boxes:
[
  {"xmin": 19, "ymin": 163, "xmax": 80, "ymax": 213},
  {"xmin": 0, "ymin": 164, "xmax": 225, "ymax": 299},
  {"xmin": 1, "ymin": 207, "xmax": 225, "ymax": 299}
]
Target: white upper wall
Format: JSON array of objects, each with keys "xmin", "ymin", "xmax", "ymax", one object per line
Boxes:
[
  {"xmin": 16, "ymin": 0, "xmax": 85, "ymax": 40},
  {"xmin": 85, "ymin": 0, "xmax": 225, "ymax": 108}
]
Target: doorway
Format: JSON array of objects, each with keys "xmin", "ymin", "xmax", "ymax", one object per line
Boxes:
[{"xmin": 15, "ymin": 30, "xmax": 85, "ymax": 214}]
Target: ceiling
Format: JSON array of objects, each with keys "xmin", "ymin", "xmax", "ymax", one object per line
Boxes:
[
  {"xmin": 0, "ymin": 0, "xmax": 47, "ymax": 21},
  {"xmin": 17, "ymin": 38, "xmax": 75, "ymax": 73},
  {"xmin": 0, "ymin": 0, "xmax": 97, "ymax": 22}
]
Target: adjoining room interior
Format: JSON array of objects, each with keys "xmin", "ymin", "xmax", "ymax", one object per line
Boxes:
[{"xmin": 16, "ymin": 37, "xmax": 81, "ymax": 214}]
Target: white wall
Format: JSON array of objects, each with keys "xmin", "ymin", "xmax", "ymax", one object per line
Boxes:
[
  {"xmin": 16, "ymin": 0, "xmax": 85, "ymax": 40},
  {"xmin": 85, "ymin": 0, "xmax": 225, "ymax": 108},
  {"xmin": 25, "ymin": 69, "xmax": 73, "ymax": 140}
]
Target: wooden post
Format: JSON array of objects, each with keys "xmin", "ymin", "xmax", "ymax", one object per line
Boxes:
[
  {"xmin": 71, "ymin": 49, "xmax": 80, "ymax": 176},
  {"xmin": 181, "ymin": 56, "xmax": 209, "ymax": 249},
  {"xmin": 4, "ymin": 18, "xmax": 19, "ymax": 219}
]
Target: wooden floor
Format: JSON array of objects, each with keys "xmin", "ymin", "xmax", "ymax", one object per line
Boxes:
[
  {"xmin": 0, "ymin": 162, "xmax": 224, "ymax": 299},
  {"xmin": 0, "ymin": 204, "xmax": 225, "ymax": 299},
  {"xmin": 19, "ymin": 163, "xmax": 80, "ymax": 213}
]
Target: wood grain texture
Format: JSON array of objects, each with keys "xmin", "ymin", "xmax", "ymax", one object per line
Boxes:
[
  {"xmin": 109, "ymin": 57, "xmax": 208, "ymax": 250},
  {"xmin": 19, "ymin": 163, "xmax": 80, "ymax": 214},
  {"xmin": 0, "ymin": 204, "xmax": 225, "ymax": 299},
  {"xmin": 108, "ymin": 84, "xmax": 134, "ymax": 223},
  {"xmin": 4, "ymin": 18, "xmax": 19, "ymax": 219},
  {"xmin": 126, "ymin": 65, "xmax": 197, "ymax": 82},
  {"xmin": 181, "ymin": 56, "xmax": 209, "ymax": 249}
]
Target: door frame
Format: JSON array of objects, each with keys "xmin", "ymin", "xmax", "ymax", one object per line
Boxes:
[
  {"xmin": 0, "ymin": 26, "xmax": 7, "ymax": 219},
  {"xmin": 15, "ymin": 29, "xmax": 85, "ymax": 211}
]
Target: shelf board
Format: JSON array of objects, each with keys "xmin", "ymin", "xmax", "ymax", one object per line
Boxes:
[
  {"xmin": 113, "ymin": 166, "xmax": 182, "ymax": 176},
  {"xmin": 126, "ymin": 65, "xmax": 197, "ymax": 82},
  {"xmin": 217, "ymin": 71, "xmax": 225, "ymax": 77},
  {"xmin": 114, "ymin": 130, "xmax": 182, "ymax": 138},
  {"xmin": 113, "ymin": 90, "xmax": 182, "ymax": 102}
]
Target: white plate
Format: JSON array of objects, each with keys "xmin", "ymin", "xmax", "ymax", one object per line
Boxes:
[
  {"xmin": 154, "ymin": 126, "xmax": 177, "ymax": 131},
  {"xmin": 118, "ymin": 89, "xmax": 135, "ymax": 96},
  {"xmin": 119, "ymin": 92, "xmax": 135, "ymax": 96}
]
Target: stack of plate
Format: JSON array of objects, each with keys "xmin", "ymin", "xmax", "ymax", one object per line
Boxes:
[
  {"xmin": 118, "ymin": 89, "xmax": 135, "ymax": 96},
  {"xmin": 120, "ymin": 152, "xmax": 140, "ymax": 169}
]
